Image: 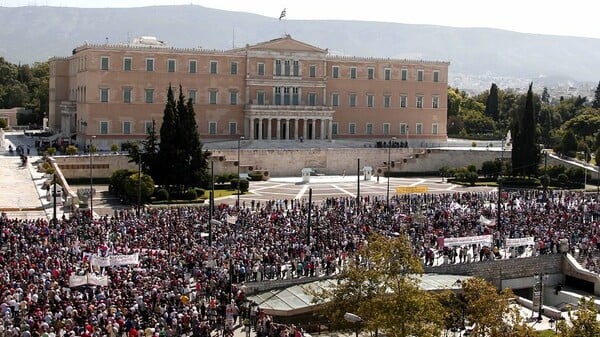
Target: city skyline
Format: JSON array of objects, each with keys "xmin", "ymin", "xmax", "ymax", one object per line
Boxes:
[{"xmin": 3, "ymin": 0, "xmax": 600, "ymax": 40}]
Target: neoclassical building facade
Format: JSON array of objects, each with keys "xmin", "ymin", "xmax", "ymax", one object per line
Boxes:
[{"xmin": 49, "ymin": 35, "xmax": 449, "ymax": 149}]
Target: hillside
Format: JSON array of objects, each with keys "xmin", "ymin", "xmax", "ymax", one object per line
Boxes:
[{"xmin": 2, "ymin": 4, "xmax": 600, "ymax": 88}]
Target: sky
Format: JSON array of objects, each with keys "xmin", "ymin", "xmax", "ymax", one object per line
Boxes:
[{"xmin": 2, "ymin": 0, "xmax": 600, "ymax": 39}]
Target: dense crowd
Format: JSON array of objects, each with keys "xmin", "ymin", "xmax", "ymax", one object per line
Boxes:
[{"xmin": 0, "ymin": 190, "xmax": 599, "ymax": 337}]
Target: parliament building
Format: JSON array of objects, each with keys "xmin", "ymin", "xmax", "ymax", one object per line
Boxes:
[{"xmin": 49, "ymin": 35, "xmax": 449, "ymax": 149}]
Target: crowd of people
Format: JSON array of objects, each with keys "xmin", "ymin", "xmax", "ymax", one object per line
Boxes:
[{"xmin": 0, "ymin": 189, "xmax": 599, "ymax": 337}]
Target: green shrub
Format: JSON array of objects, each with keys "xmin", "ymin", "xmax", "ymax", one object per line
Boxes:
[
  {"xmin": 230, "ymin": 178, "xmax": 240, "ymax": 190},
  {"xmin": 155, "ymin": 188, "xmax": 169, "ymax": 201},
  {"xmin": 194, "ymin": 188, "xmax": 205, "ymax": 198},
  {"xmin": 239, "ymin": 179, "xmax": 249, "ymax": 193},
  {"xmin": 249, "ymin": 172, "xmax": 264, "ymax": 181},
  {"xmin": 184, "ymin": 188, "xmax": 197, "ymax": 200}
]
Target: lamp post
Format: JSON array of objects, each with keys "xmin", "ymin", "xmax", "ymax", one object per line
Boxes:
[
  {"xmin": 533, "ymin": 271, "xmax": 548, "ymax": 322},
  {"xmin": 89, "ymin": 135, "xmax": 96, "ymax": 221},
  {"xmin": 344, "ymin": 312, "xmax": 363, "ymax": 337},
  {"xmin": 237, "ymin": 136, "xmax": 245, "ymax": 210},
  {"xmin": 137, "ymin": 151, "xmax": 143, "ymax": 217},
  {"xmin": 386, "ymin": 136, "xmax": 396, "ymax": 214},
  {"xmin": 497, "ymin": 137, "xmax": 505, "ymax": 232}
]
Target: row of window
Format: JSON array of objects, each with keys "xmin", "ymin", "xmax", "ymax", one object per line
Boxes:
[
  {"xmin": 91, "ymin": 120, "xmax": 437, "ymax": 136},
  {"xmin": 99, "ymin": 56, "xmax": 441, "ymax": 81},
  {"xmin": 99, "ymin": 86, "xmax": 440, "ymax": 109}
]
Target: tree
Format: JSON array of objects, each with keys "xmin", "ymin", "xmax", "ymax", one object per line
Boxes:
[
  {"xmin": 511, "ymin": 82, "xmax": 540, "ymax": 176},
  {"xmin": 592, "ymin": 81, "xmax": 600, "ymax": 109},
  {"xmin": 124, "ymin": 172, "xmax": 155, "ymax": 203},
  {"xmin": 310, "ymin": 233, "xmax": 445, "ymax": 337},
  {"xmin": 557, "ymin": 297, "xmax": 600, "ymax": 337},
  {"xmin": 462, "ymin": 278, "xmax": 535, "ymax": 337},
  {"xmin": 484, "ymin": 83, "xmax": 500, "ymax": 121},
  {"xmin": 558, "ymin": 129, "xmax": 578, "ymax": 158},
  {"xmin": 153, "ymin": 85, "xmax": 210, "ymax": 190},
  {"xmin": 541, "ymin": 87, "xmax": 550, "ymax": 104}
]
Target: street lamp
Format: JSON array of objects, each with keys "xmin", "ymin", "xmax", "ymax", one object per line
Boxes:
[
  {"xmin": 237, "ymin": 136, "xmax": 245, "ymax": 209},
  {"xmin": 344, "ymin": 312, "xmax": 363, "ymax": 337},
  {"xmin": 386, "ymin": 136, "xmax": 396, "ymax": 214},
  {"xmin": 533, "ymin": 271, "xmax": 548, "ymax": 322},
  {"xmin": 137, "ymin": 150, "xmax": 143, "ymax": 217},
  {"xmin": 89, "ymin": 135, "xmax": 96, "ymax": 221},
  {"xmin": 497, "ymin": 137, "xmax": 505, "ymax": 232}
]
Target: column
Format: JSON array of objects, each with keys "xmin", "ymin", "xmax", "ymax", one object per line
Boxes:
[
  {"xmin": 293, "ymin": 119, "xmax": 298, "ymax": 140},
  {"xmin": 257, "ymin": 118, "xmax": 263, "ymax": 140},
  {"xmin": 249, "ymin": 117, "xmax": 254, "ymax": 141},
  {"xmin": 328, "ymin": 118, "xmax": 333, "ymax": 142},
  {"xmin": 303, "ymin": 119, "xmax": 308, "ymax": 140},
  {"xmin": 276, "ymin": 118, "xmax": 281, "ymax": 140},
  {"xmin": 267, "ymin": 118, "xmax": 272, "ymax": 140},
  {"xmin": 286, "ymin": 119, "xmax": 291, "ymax": 140},
  {"xmin": 320, "ymin": 118, "xmax": 326, "ymax": 140}
]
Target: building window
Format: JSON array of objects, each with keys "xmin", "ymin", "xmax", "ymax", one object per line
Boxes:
[
  {"xmin": 432, "ymin": 123, "xmax": 438, "ymax": 135},
  {"xmin": 209, "ymin": 90, "xmax": 218, "ymax": 104},
  {"xmin": 332, "ymin": 66, "xmax": 339, "ymax": 79},
  {"xmin": 383, "ymin": 123, "xmax": 390, "ymax": 135},
  {"xmin": 123, "ymin": 87, "xmax": 132, "ymax": 103},
  {"xmin": 257, "ymin": 91, "xmax": 265, "ymax": 105},
  {"xmin": 384, "ymin": 68, "xmax": 391, "ymax": 80},
  {"xmin": 229, "ymin": 122, "xmax": 237, "ymax": 135},
  {"xmin": 284, "ymin": 60, "xmax": 291, "ymax": 76},
  {"xmin": 367, "ymin": 67, "xmax": 374, "ymax": 80},
  {"xmin": 100, "ymin": 121, "xmax": 109, "ymax": 135},
  {"xmin": 122, "ymin": 121, "xmax": 132, "ymax": 134},
  {"xmin": 100, "ymin": 88, "xmax": 109, "ymax": 103},
  {"xmin": 210, "ymin": 61, "xmax": 218, "ymax": 74},
  {"xmin": 146, "ymin": 58, "xmax": 154, "ymax": 72},
  {"xmin": 123, "ymin": 57, "xmax": 132, "ymax": 71},
  {"xmin": 189, "ymin": 60, "xmax": 197, "ymax": 73},
  {"xmin": 416, "ymin": 123, "xmax": 423, "ymax": 134},
  {"xmin": 209, "ymin": 122, "xmax": 217, "ymax": 135},
  {"xmin": 366, "ymin": 123, "xmax": 373, "ymax": 135},
  {"xmin": 401, "ymin": 68, "xmax": 408, "ymax": 81},
  {"xmin": 145, "ymin": 89, "xmax": 154, "ymax": 103},
  {"xmin": 433, "ymin": 70, "xmax": 439, "ymax": 82},
  {"xmin": 258, "ymin": 63, "xmax": 265, "ymax": 76},
  {"xmin": 417, "ymin": 69, "xmax": 424, "ymax": 81},
  {"xmin": 230, "ymin": 62, "xmax": 238, "ymax": 75},
  {"xmin": 400, "ymin": 95, "xmax": 407, "ymax": 108},
  {"xmin": 349, "ymin": 123, "xmax": 356, "ymax": 135},
  {"xmin": 400, "ymin": 123, "xmax": 408, "ymax": 135},
  {"xmin": 293, "ymin": 60, "xmax": 299, "ymax": 76},
  {"xmin": 230, "ymin": 91, "xmax": 238, "ymax": 105},
  {"xmin": 275, "ymin": 60, "xmax": 282, "ymax": 76},
  {"xmin": 274, "ymin": 87, "xmax": 281, "ymax": 105},
  {"xmin": 332, "ymin": 122, "xmax": 338, "ymax": 135},
  {"xmin": 283, "ymin": 87, "xmax": 290, "ymax": 105},
  {"xmin": 416, "ymin": 96, "xmax": 424, "ymax": 108},
  {"xmin": 100, "ymin": 56, "xmax": 109, "ymax": 71},
  {"xmin": 308, "ymin": 93, "xmax": 317, "ymax": 106},
  {"xmin": 350, "ymin": 67, "xmax": 357, "ymax": 79},
  {"xmin": 309, "ymin": 65, "xmax": 316, "ymax": 78},
  {"xmin": 167, "ymin": 59, "xmax": 176, "ymax": 73},
  {"xmin": 367, "ymin": 94, "xmax": 374, "ymax": 107},
  {"xmin": 332, "ymin": 93, "xmax": 339, "ymax": 107},
  {"xmin": 384, "ymin": 95, "xmax": 391, "ymax": 108},
  {"xmin": 432, "ymin": 96, "xmax": 439, "ymax": 109},
  {"xmin": 144, "ymin": 121, "xmax": 154, "ymax": 134},
  {"xmin": 188, "ymin": 90, "xmax": 197, "ymax": 104},
  {"xmin": 292, "ymin": 88, "xmax": 299, "ymax": 105},
  {"xmin": 349, "ymin": 94, "xmax": 357, "ymax": 107}
]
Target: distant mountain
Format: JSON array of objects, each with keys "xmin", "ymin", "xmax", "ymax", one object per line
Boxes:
[{"xmin": 2, "ymin": 5, "xmax": 600, "ymax": 89}]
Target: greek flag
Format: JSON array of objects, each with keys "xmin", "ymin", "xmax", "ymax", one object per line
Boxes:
[{"xmin": 279, "ymin": 8, "xmax": 286, "ymax": 20}]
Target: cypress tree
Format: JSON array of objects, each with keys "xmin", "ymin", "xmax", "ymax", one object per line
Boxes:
[
  {"xmin": 484, "ymin": 83, "xmax": 499, "ymax": 121},
  {"xmin": 156, "ymin": 84, "xmax": 178, "ymax": 187},
  {"xmin": 512, "ymin": 83, "xmax": 540, "ymax": 176},
  {"xmin": 592, "ymin": 81, "xmax": 600, "ymax": 109}
]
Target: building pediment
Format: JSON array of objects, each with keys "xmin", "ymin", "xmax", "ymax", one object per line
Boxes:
[{"xmin": 246, "ymin": 35, "xmax": 327, "ymax": 54}]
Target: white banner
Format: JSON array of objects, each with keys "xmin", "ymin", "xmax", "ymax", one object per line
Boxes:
[
  {"xmin": 505, "ymin": 237, "xmax": 535, "ymax": 247},
  {"xmin": 443, "ymin": 235, "xmax": 493, "ymax": 247},
  {"xmin": 69, "ymin": 274, "xmax": 109, "ymax": 287},
  {"xmin": 89, "ymin": 253, "xmax": 139, "ymax": 267}
]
